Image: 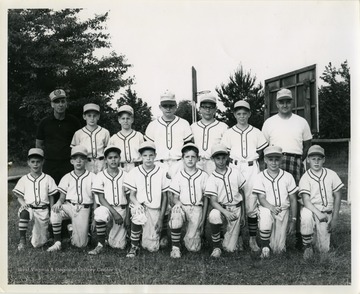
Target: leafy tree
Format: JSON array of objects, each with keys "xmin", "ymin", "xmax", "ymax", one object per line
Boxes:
[
  {"xmin": 175, "ymin": 100, "xmax": 200, "ymax": 125},
  {"xmin": 318, "ymin": 61, "xmax": 350, "ymax": 138},
  {"xmin": 215, "ymin": 65, "xmax": 264, "ymax": 129},
  {"xmin": 8, "ymin": 9, "xmax": 132, "ymax": 161},
  {"xmin": 116, "ymin": 87, "xmax": 152, "ymax": 134}
]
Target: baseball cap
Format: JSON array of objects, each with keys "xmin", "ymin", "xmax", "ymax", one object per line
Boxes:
[
  {"xmin": 264, "ymin": 146, "xmax": 283, "ymax": 157},
  {"xmin": 307, "ymin": 145, "xmax": 325, "ymax": 157},
  {"xmin": 49, "ymin": 89, "xmax": 66, "ymax": 102},
  {"xmin": 28, "ymin": 148, "xmax": 44, "ymax": 158},
  {"xmin": 104, "ymin": 145, "xmax": 121, "ymax": 157},
  {"xmin": 276, "ymin": 88, "xmax": 293, "ymax": 101},
  {"xmin": 160, "ymin": 90, "xmax": 176, "ymax": 104},
  {"xmin": 181, "ymin": 143, "xmax": 199, "ymax": 154},
  {"xmin": 233, "ymin": 100, "xmax": 250, "ymax": 110},
  {"xmin": 198, "ymin": 91, "xmax": 217, "ymax": 104},
  {"xmin": 83, "ymin": 103, "xmax": 100, "ymax": 113},
  {"xmin": 138, "ymin": 141, "xmax": 156, "ymax": 154},
  {"xmin": 211, "ymin": 144, "xmax": 229, "ymax": 157},
  {"xmin": 118, "ymin": 105, "xmax": 134, "ymax": 116},
  {"xmin": 71, "ymin": 145, "xmax": 88, "ymax": 157}
]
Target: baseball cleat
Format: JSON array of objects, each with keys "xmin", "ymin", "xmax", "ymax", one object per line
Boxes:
[
  {"xmin": 88, "ymin": 243, "xmax": 104, "ymax": 255},
  {"xmin": 17, "ymin": 242, "xmax": 25, "ymax": 251},
  {"xmin": 170, "ymin": 246, "xmax": 181, "ymax": 259},
  {"xmin": 210, "ymin": 248, "xmax": 222, "ymax": 258},
  {"xmin": 126, "ymin": 245, "xmax": 139, "ymax": 258},
  {"xmin": 47, "ymin": 241, "xmax": 61, "ymax": 252},
  {"xmin": 159, "ymin": 237, "xmax": 168, "ymax": 249},
  {"xmin": 249, "ymin": 237, "xmax": 260, "ymax": 252},
  {"xmin": 303, "ymin": 247, "xmax": 314, "ymax": 260},
  {"xmin": 260, "ymin": 247, "xmax": 270, "ymax": 259}
]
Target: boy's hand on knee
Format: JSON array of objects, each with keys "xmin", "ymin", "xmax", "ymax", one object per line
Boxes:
[
  {"xmin": 327, "ymin": 216, "xmax": 338, "ymax": 233},
  {"xmin": 270, "ymin": 205, "xmax": 282, "ymax": 215},
  {"xmin": 113, "ymin": 212, "xmax": 124, "ymax": 225},
  {"xmin": 224, "ymin": 211, "xmax": 238, "ymax": 222},
  {"xmin": 52, "ymin": 202, "xmax": 62, "ymax": 213}
]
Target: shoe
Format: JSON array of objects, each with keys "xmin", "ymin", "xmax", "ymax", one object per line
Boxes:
[
  {"xmin": 88, "ymin": 243, "xmax": 103, "ymax": 255},
  {"xmin": 260, "ymin": 247, "xmax": 270, "ymax": 259},
  {"xmin": 47, "ymin": 241, "xmax": 61, "ymax": 252},
  {"xmin": 170, "ymin": 246, "xmax": 181, "ymax": 259},
  {"xmin": 159, "ymin": 237, "xmax": 168, "ymax": 249},
  {"xmin": 237, "ymin": 236, "xmax": 244, "ymax": 251},
  {"xmin": 67, "ymin": 224, "xmax": 73, "ymax": 234},
  {"xmin": 17, "ymin": 241, "xmax": 25, "ymax": 251},
  {"xmin": 210, "ymin": 248, "xmax": 222, "ymax": 258},
  {"xmin": 249, "ymin": 237, "xmax": 260, "ymax": 252},
  {"xmin": 303, "ymin": 247, "xmax": 314, "ymax": 260},
  {"xmin": 126, "ymin": 245, "xmax": 140, "ymax": 258}
]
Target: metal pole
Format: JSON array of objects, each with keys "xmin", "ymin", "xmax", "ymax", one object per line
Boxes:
[{"xmin": 192, "ymin": 66, "xmax": 197, "ymax": 124}]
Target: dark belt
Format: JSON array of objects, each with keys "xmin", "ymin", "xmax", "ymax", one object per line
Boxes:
[
  {"xmin": 66, "ymin": 200, "xmax": 91, "ymax": 208},
  {"xmin": 88, "ymin": 156, "xmax": 104, "ymax": 162},
  {"xmin": 114, "ymin": 204, "xmax": 127, "ymax": 209},
  {"xmin": 282, "ymin": 153, "xmax": 302, "ymax": 159},
  {"xmin": 159, "ymin": 158, "xmax": 181, "ymax": 163},
  {"xmin": 120, "ymin": 162, "xmax": 142, "ymax": 168},
  {"xmin": 222, "ymin": 201, "xmax": 242, "ymax": 209},
  {"xmin": 322, "ymin": 210, "xmax": 333, "ymax": 214},
  {"xmin": 30, "ymin": 204, "xmax": 49, "ymax": 210},
  {"xmin": 229, "ymin": 158, "xmax": 254, "ymax": 166}
]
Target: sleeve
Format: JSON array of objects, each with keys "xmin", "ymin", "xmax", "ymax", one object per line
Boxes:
[
  {"xmin": 47, "ymin": 176, "xmax": 58, "ymax": 196},
  {"xmin": 331, "ymin": 171, "xmax": 344, "ymax": 192},
  {"xmin": 182, "ymin": 120, "xmax": 193, "ymax": 142},
  {"xmin": 92, "ymin": 173, "xmax": 104, "ymax": 194},
  {"xmin": 144, "ymin": 121, "xmax": 155, "ymax": 142},
  {"xmin": 237, "ymin": 170, "xmax": 246, "ymax": 190},
  {"xmin": 302, "ymin": 118, "xmax": 313, "ymax": 141},
  {"xmin": 261, "ymin": 119, "xmax": 270, "ymax": 143},
  {"xmin": 298, "ymin": 173, "xmax": 311, "ymax": 196},
  {"xmin": 104, "ymin": 129, "xmax": 110, "ymax": 147},
  {"xmin": 204, "ymin": 175, "xmax": 218, "ymax": 197},
  {"xmin": 123, "ymin": 169, "xmax": 137, "ymax": 191},
  {"xmin": 57, "ymin": 174, "xmax": 69, "ymax": 195},
  {"xmin": 252, "ymin": 173, "xmax": 266, "ymax": 195},
  {"xmin": 12, "ymin": 176, "xmax": 26, "ymax": 197},
  {"xmin": 138, "ymin": 131, "xmax": 145, "ymax": 145},
  {"xmin": 161, "ymin": 169, "xmax": 170, "ymax": 191},
  {"xmin": 109, "ymin": 134, "xmax": 117, "ymax": 147},
  {"xmin": 168, "ymin": 172, "xmax": 181, "ymax": 195},
  {"xmin": 70, "ymin": 131, "xmax": 78, "ymax": 147},
  {"xmin": 36, "ymin": 119, "xmax": 46, "ymax": 140},
  {"xmin": 201, "ymin": 172, "xmax": 209, "ymax": 193},
  {"xmin": 256, "ymin": 129, "xmax": 269, "ymax": 151},
  {"xmin": 221, "ymin": 129, "xmax": 231, "ymax": 151},
  {"xmin": 287, "ymin": 173, "xmax": 299, "ymax": 195}
]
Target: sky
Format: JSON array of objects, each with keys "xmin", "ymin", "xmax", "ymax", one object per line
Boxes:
[{"xmin": 78, "ymin": 1, "xmax": 358, "ymax": 117}]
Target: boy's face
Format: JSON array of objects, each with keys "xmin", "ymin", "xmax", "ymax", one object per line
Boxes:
[
  {"xmin": 106, "ymin": 151, "xmax": 120, "ymax": 169},
  {"xmin": 199, "ymin": 102, "xmax": 216, "ymax": 120},
  {"xmin": 141, "ymin": 149, "xmax": 156, "ymax": 168},
  {"xmin": 264, "ymin": 155, "xmax": 282, "ymax": 172},
  {"xmin": 70, "ymin": 155, "xmax": 87, "ymax": 170},
  {"xmin": 234, "ymin": 108, "xmax": 251, "ymax": 125},
  {"xmin": 307, "ymin": 155, "xmax": 325, "ymax": 172},
  {"xmin": 27, "ymin": 157, "xmax": 43, "ymax": 174},
  {"xmin": 160, "ymin": 102, "xmax": 177, "ymax": 119},
  {"xmin": 276, "ymin": 99, "xmax": 293, "ymax": 115},
  {"xmin": 213, "ymin": 153, "xmax": 229, "ymax": 170},
  {"xmin": 182, "ymin": 150, "xmax": 198, "ymax": 169},
  {"xmin": 118, "ymin": 112, "xmax": 134, "ymax": 130},
  {"xmin": 83, "ymin": 111, "xmax": 100, "ymax": 127}
]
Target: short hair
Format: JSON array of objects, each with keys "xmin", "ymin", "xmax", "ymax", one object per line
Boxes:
[
  {"xmin": 182, "ymin": 146, "xmax": 199, "ymax": 157},
  {"xmin": 105, "ymin": 148, "xmax": 121, "ymax": 158}
]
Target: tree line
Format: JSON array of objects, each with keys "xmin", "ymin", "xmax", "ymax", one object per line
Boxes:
[{"xmin": 8, "ymin": 9, "xmax": 350, "ymax": 162}]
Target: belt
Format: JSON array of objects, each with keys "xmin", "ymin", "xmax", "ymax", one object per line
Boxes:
[
  {"xmin": 221, "ymin": 201, "xmax": 242, "ymax": 209},
  {"xmin": 322, "ymin": 210, "xmax": 333, "ymax": 214},
  {"xmin": 182, "ymin": 203, "xmax": 203, "ymax": 207},
  {"xmin": 159, "ymin": 158, "xmax": 181, "ymax": 163},
  {"xmin": 114, "ymin": 204, "xmax": 127, "ymax": 209},
  {"xmin": 88, "ymin": 156, "xmax": 104, "ymax": 162},
  {"xmin": 66, "ymin": 200, "xmax": 91, "ymax": 208},
  {"xmin": 120, "ymin": 162, "xmax": 142, "ymax": 168},
  {"xmin": 282, "ymin": 153, "xmax": 302, "ymax": 159},
  {"xmin": 30, "ymin": 204, "xmax": 49, "ymax": 210},
  {"xmin": 229, "ymin": 158, "xmax": 254, "ymax": 166}
]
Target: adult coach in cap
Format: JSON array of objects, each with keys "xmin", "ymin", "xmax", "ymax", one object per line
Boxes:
[
  {"xmin": 261, "ymin": 88, "xmax": 312, "ymax": 249},
  {"xmin": 36, "ymin": 89, "xmax": 81, "ymax": 184}
]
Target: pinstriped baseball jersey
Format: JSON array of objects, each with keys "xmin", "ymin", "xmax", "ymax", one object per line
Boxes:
[
  {"xmin": 109, "ymin": 130, "xmax": 144, "ymax": 163},
  {"xmin": 222, "ymin": 125, "xmax": 268, "ymax": 160},
  {"xmin": 13, "ymin": 173, "xmax": 57, "ymax": 205},
  {"xmin": 169, "ymin": 169, "xmax": 208, "ymax": 206},
  {"xmin": 145, "ymin": 116, "xmax": 193, "ymax": 160},
  {"xmin": 123, "ymin": 165, "xmax": 169, "ymax": 209},
  {"xmin": 253, "ymin": 169, "xmax": 298, "ymax": 210},
  {"xmin": 71, "ymin": 126, "xmax": 110, "ymax": 158},
  {"xmin": 205, "ymin": 167, "xmax": 245, "ymax": 205},
  {"xmin": 299, "ymin": 168, "xmax": 344, "ymax": 212},
  {"xmin": 58, "ymin": 170, "xmax": 96, "ymax": 204},
  {"xmin": 191, "ymin": 120, "xmax": 228, "ymax": 159},
  {"xmin": 92, "ymin": 169, "xmax": 128, "ymax": 206}
]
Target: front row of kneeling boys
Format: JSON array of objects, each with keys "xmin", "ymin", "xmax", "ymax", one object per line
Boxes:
[{"xmin": 13, "ymin": 141, "xmax": 344, "ymax": 260}]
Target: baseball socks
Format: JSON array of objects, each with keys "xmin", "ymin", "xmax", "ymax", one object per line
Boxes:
[
  {"xmin": 18, "ymin": 210, "xmax": 30, "ymax": 251},
  {"xmin": 160, "ymin": 214, "xmax": 169, "ymax": 248},
  {"xmin": 210, "ymin": 224, "xmax": 222, "ymax": 258},
  {"xmin": 248, "ymin": 216, "xmax": 260, "ymax": 252},
  {"xmin": 88, "ymin": 221, "xmax": 106, "ymax": 255},
  {"xmin": 260, "ymin": 230, "xmax": 271, "ymax": 258},
  {"xmin": 127, "ymin": 223, "xmax": 141, "ymax": 258},
  {"xmin": 47, "ymin": 222, "xmax": 62, "ymax": 252},
  {"xmin": 170, "ymin": 228, "xmax": 182, "ymax": 258}
]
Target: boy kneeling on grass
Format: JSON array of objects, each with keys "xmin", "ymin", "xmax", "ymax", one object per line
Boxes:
[
  {"xmin": 299, "ymin": 145, "xmax": 344, "ymax": 260},
  {"xmin": 252, "ymin": 146, "xmax": 298, "ymax": 259},
  {"xmin": 205, "ymin": 144, "xmax": 246, "ymax": 258},
  {"xmin": 88, "ymin": 145, "xmax": 130, "ymax": 255},
  {"xmin": 123, "ymin": 141, "xmax": 168, "ymax": 257},
  {"xmin": 47, "ymin": 145, "xmax": 96, "ymax": 251},
  {"xmin": 13, "ymin": 148, "xmax": 58, "ymax": 251},
  {"xmin": 168, "ymin": 143, "xmax": 209, "ymax": 258}
]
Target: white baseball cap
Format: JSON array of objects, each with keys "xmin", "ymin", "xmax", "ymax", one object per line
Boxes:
[
  {"xmin": 307, "ymin": 145, "xmax": 325, "ymax": 157},
  {"xmin": 104, "ymin": 145, "xmax": 121, "ymax": 157},
  {"xmin": 233, "ymin": 100, "xmax": 250, "ymax": 110},
  {"xmin": 28, "ymin": 148, "xmax": 44, "ymax": 158},
  {"xmin": 83, "ymin": 103, "xmax": 100, "ymax": 113},
  {"xmin": 264, "ymin": 146, "xmax": 283, "ymax": 157},
  {"xmin": 211, "ymin": 144, "xmax": 229, "ymax": 157},
  {"xmin": 49, "ymin": 89, "xmax": 66, "ymax": 102},
  {"xmin": 138, "ymin": 141, "xmax": 156, "ymax": 154},
  {"xmin": 160, "ymin": 90, "xmax": 176, "ymax": 103},
  {"xmin": 198, "ymin": 91, "xmax": 217, "ymax": 104},
  {"xmin": 276, "ymin": 88, "xmax": 293, "ymax": 100},
  {"xmin": 181, "ymin": 143, "xmax": 199, "ymax": 154},
  {"xmin": 118, "ymin": 105, "xmax": 134, "ymax": 115},
  {"xmin": 71, "ymin": 145, "xmax": 88, "ymax": 157}
]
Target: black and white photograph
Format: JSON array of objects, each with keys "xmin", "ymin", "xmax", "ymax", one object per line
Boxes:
[{"xmin": 3, "ymin": 1, "xmax": 359, "ymax": 293}]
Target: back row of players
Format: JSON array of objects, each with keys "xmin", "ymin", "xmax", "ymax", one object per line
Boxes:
[{"xmin": 13, "ymin": 88, "xmax": 344, "ymax": 260}]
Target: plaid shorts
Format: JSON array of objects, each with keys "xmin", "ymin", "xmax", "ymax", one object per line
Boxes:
[{"xmin": 280, "ymin": 154, "xmax": 304, "ymax": 185}]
